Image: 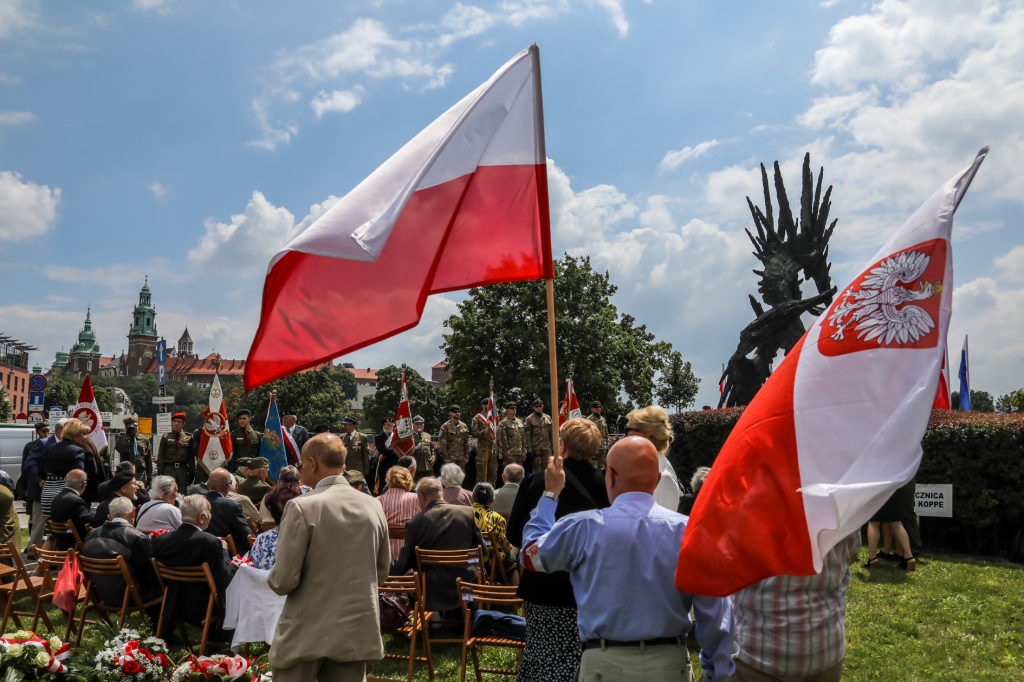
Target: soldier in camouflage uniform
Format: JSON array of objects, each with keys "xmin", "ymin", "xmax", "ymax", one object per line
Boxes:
[
  {"xmin": 438, "ymin": 405, "xmax": 470, "ymax": 470},
  {"xmin": 499, "ymin": 402, "xmax": 526, "ymax": 466},
  {"xmin": 341, "ymin": 415, "xmax": 371, "ymax": 477},
  {"xmin": 412, "ymin": 416, "xmax": 433, "ymax": 481},
  {"xmin": 228, "ymin": 410, "xmax": 262, "ymax": 475},
  {"xmin": 157, "ymin": 412, "xmax": 196, "ymax": 492},
  {"xmin": 472, "ymin": 398, "xmax": 499, "ymax": 486},
  {"xmin": 587, "ymin": 400, "xmax": 610, "ymax": 470},
  {"xmin": 524, "ymin": 398, "xmax": 553, "ymax": 473},
  {"xmin": 116, "ymin": 416, "xmax": 152, "ymax": 484}
]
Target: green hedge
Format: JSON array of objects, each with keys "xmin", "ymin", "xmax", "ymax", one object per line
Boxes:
[{"xmin": 667, "ymin": 407, "xmax": 1024, "ymax": 556}]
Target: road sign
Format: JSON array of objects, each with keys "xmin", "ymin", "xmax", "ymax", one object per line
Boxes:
[
  {"xmin": 100, "ymin": 412, "xmax": 112, "ymax": 423},
  {"xmin": 152, "ymin": 396, "xmax": 175, "ymax": 405},
  {"xmin": 29, "ymin": 375, "xmax": 46, "ymax": 392},
  {"xmin": 156, "ymin": 412, "xmax": 172, "ymax": 437},
  {"xmin": 29, "ymin": 391, "xmax": 44, "ymax": 407},
  {"xmin": 15, "ymin": 412, "xmax": 27, "ymax": 424},
  {"xmin": 29, "ymin": 404, "xmax": 44, "ymax": 413},
  {"xmin": 28, "ymin": 412, "xmax": 43, "ymax": 425},
  {"xmin": 137, "ymin": 417, "xmax": 152, "ymax": 435},
  {"xmin": 157, "ymin": 339, "xmax": 167, "ymax": 386},
  {"xmin": 915, "ymin": 484, "xmax": 953, "ymax": 518}
]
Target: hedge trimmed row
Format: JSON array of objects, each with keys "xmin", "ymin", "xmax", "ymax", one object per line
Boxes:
[{"xmin": 667, "ymin": 408, "xmax": 1024, "ymax": 556}]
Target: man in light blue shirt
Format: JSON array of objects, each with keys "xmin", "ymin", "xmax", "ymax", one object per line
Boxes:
[{"xmin": 522, "ymin": 436, "xmax": 735, "ymax": 682}]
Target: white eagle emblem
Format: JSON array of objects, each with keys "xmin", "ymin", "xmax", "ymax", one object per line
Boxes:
[{"xmin": 827, "ymin": 249, "xmax": 941, "ymax": 346}]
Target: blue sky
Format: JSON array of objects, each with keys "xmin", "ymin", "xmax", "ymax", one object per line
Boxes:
[{"xmin": 1, "ymin": 0, "xmax": 1022, "ymax": 408}]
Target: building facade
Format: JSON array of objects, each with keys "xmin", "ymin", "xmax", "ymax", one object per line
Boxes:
[
  {"xmin": 121, "ymin": 279, "xmax": 159, "ymax": 375},
  {"xmin": 432, "ymin": 361, "xmax": 450, "ymax": 387},
  {"xmin": 0, "ymin": 335, "xmax": 36, "ymax": 417}
]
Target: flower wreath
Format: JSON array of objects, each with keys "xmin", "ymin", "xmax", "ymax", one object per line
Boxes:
[
  {"xmin": 170, "ymin": 655, "xmax": 258, "ymax": 682},
  {"xmin": 0, "ymin": 630, "xmax": 70, "ymax": 673},
  {"xmin": 87, "ymin": 628, "xmax": 172, "ymax": 681}
]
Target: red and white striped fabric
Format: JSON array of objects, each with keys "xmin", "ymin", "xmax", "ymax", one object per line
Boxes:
[
  {"xmin": 72, "ymin": 375, "xmax": 107, "ymax": 452},
  {"xmin": 676, "ymin": 148, "xmax": 987, "ymax": 598},
  {"xmin": 558, "ymin": 377, "xmax": 581, "ymax": 426},
  {"xmin": 245, "ymin": 46, "xmax": 552, "ymax": 389},
  {"xmin": 932, "ymin": 341, "xmax": 951, "ymax": 409}
]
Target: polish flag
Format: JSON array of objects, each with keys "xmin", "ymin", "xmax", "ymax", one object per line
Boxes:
[
  {"xmin": 388, "ymin": 372, "xmax": 416, "ymax": 457},
  {"xmin": 245, "ymin": 46, "xmax": 552, "ymax": 390},
  {"xmin": 932, "ymin": 341, "xmax": 951, "ymax": 409},
  {"xmin": 475, "ymin": 393, "xmax": 499, "ymax": 439},
  {"xmin": 198, "ymin": 374, "xmax": 233, "ymax": 473},
  {"xmin": 558, "ymin": 377, "xmax": 581, "ymax": 426},
  {"xmin": 676, "ymin": 149, "xmax": 988, "ymax": 597},
  {"xmin": 72, "ymin": 375, "xmax": 107, "ymax": 452}
]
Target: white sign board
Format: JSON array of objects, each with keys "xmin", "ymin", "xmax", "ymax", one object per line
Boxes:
[
  {"xmin": 48, "ymin": 409, "xmax": 66, "ymax": 426},
  {"xmin": 152, "ymin": 396, "xmax": 175, "ymax": 405},
  {"xmin": 156, "ymin": 412, "xmax": 173, "ymax": 437},
  {"xmin": 915, "ymin": 484, "xmax": 953, "ymax": 518},
  {"xmin": 28, "ymin": 403, "xmax": 44, "ymax": 412},
  {"xmin": 28, "ymin": 412, "xmax": 43, "ymax": 424},
  {"xmin": 100, "ymin": 412, "xmax": 112, "ymax": 422}
]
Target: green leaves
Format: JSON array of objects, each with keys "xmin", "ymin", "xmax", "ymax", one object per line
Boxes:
[
  {"xmin": 361, "ymin": 366, "xmax": 447, "ymax": 433},
  {"xmin": 225, "ymin": 369, "xmax": 352, "ymax": 433},
  {"xmin": 656, "ymin": 353, "xmax": 701, "ymax": 414}
]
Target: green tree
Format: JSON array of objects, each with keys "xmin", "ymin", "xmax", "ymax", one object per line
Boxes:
[
  {"xmin": 995, "ymin": 389, "xmax": 1024, "ymax": 414},
  {"xmin": 93, "ymin": 387, "xmax": 116, "ymax": 414},
  {"xmin": 441, "ymin": 255, "xmax": 673, "ymax": 428},
  {"xmin": 0, "ymin": 386, "xmax": 10, "ymax": 422},
  {"xmin": 225, "ymin": 372, "xmax": 351, "ymax": 434},
  {"xmin": 333, "ymin": 363, "xmax": 360, "ymax": 401},
  {"xmin": 951, "ymin": 390, "xmax": 996, "ymax": 413},
  {"xmin": 361, "ymin": 366, "xmax": 448, "ymax": 433},
  {"xmin": 655, "ymin": 353, "xmax": 701, "ymax": 413},
  {"xmin": 45, "ymin": 377, "xmax": 80, "ymax": 412}
]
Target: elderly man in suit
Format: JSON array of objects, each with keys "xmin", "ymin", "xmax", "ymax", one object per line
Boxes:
[
  {"xmin": 49, "ymin": 470, "xmax": 92, "ymax": 551},
  {"xmin": 268, "ymin": 433, "xmax": 389, "ymax": 682},
  {"xmin": 281, "ymin": 410, "xmax": 310, "ymax": 457},
  {"xmin": 204, "ymin": 468, "xmax": 253, "ymax": 554},
  {"xmin": 391, "ymin": 477, "xmax": 484, "ymax": 613}
]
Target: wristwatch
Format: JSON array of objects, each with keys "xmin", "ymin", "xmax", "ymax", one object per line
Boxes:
[{"xmin": 542, "ymin": 491, "xmax": 559, "ymax": 502}]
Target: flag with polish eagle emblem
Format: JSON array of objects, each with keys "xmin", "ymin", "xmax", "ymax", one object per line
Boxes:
[
  {"xmin": 198, "ymin": 374, "xmax": 233, "ymax": 473},
  {"xmin": 386, "ymin": 372, "xmax": 416, "ymax": 457},
  {"xmin": 475, "ymin": 392, "xmax": 499, "ymax": 440},
  {"xmin": 558, "ymin": 377, "xmax": 581, "ymax": 426},
  {"xmin": 72, "ymin": 375, "xmax": 107, "ymax": 452},
  {"xmin": 676, "ymin": 148, "xmax": 988, "ymax": 598}
]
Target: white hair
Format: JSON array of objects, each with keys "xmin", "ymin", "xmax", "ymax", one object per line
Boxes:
[
  {"xmin": 108, "ymin": 496, "xmax": 134, "ymax": 518},
  {"xmin": 439, "ymin": 463, "xmax": 465, "ymax": 487},
  {"xmin": 150, "ymin": 475, "xmax": 177, "ymax": 497},
  {"xmin": 180, "ymin": 494, "xmax": 210, "ymax": 524},
  {"xmin": 65, "ymin": 470, "xmax": 87, "ymax": 490},
  {"xmin": 55, "ymin": 418, "xmax": 70, "ymax": 429}
]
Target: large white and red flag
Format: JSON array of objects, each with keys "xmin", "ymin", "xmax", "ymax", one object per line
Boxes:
[
  {"xmin": 72, "ymin": 375, "xmax": 107, "ymax": 452},
  {"xmin": 475, "ymin": 392, "xmax": 499, "ymax": 440},
  {"xmin": 676, "ymin": 149, "xmax": 988, "ymax": 597},
  {"xmin": 558, "ymin": 377, "xmax": 581, "ymax": 426},
  {"xmin": 388, "ymin": 372, "xmax": 416, "ymax": 457},
  {"xmin": 932, "ymin": 340, "xmax": 951, "ymax": 409},
  {"xmin": 198, "ymin": 374, "xmax": 233, "ymax": 473},
  {"xmin": 245, "ymin": 46, "xmax": 552, "ymax": 389}
]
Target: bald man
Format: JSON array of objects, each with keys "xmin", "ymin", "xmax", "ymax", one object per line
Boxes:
[
  {"xmin": 521, "ymin": 437, "xmax": 735, "ymax": 682},
  {"xmin": 204, "ymin": 468, "xmax": 253, "ymax": 554}
]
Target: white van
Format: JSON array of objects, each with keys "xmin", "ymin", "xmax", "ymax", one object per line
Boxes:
[{"xmin": 0, "ymin": 423, "xmax": 37, "ymax": 489}]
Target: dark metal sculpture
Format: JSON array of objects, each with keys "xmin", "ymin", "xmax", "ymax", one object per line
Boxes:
[{"xmin": 718, "ymin": 153, "xmax": 839, "ymax": 407}]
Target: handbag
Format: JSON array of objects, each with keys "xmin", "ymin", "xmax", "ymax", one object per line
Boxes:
[
  {"xmin": 379, "ymin": 592, "xmax": 413, "ymax": 631},
  {"xmin": 52, "ymin": 552, "xmax": 83, "ymax": 613}
]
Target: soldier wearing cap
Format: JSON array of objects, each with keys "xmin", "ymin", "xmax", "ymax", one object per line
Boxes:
[
  {"xmin": 156, "ymin": 412, "xmax": 195, "ymax": 492},
  {"xmin": 116, "ymin": 416, "xmax": 152, "ymax": 485},
  {"xmin": 232, "ymin": 457, "xmax": 251, "ymax": 487},
  {"xmin": 229, "ymin": 409, "xmax": 262, "ymax": 474},
  {"xmin": 438, "ymin": 405, "xmax": 470, "ymax": 470},
  {"xmin": 499, "ymin": 402, "xmax": 526, "ymax": 467},
  {"xmin": 587, "ymin": 400, "xmax": 610, "ymax": 469},
  {"xmin": 411, "ymin": 416, "xmax": 433, "ymax": 481},
  {"xmin": 341, "ymin": 415, "xmax": 371, "ymax": 477},
  {"xmin": 238, "ymin": 456, "xmax": 272, "ymax": 506},
  {"xmin": 524, "ymin": 398, "xmax": 553, "ymax": 473},
  {"xmin": 472, "ymin": 398, "xmax": 499, "ymax": 486}
]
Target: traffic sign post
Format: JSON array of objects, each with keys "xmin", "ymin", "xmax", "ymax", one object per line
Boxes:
[
  {"xmin": 29, "ymin": 375, "xmax": 46, "ymax": 392},
  {"xmin": 152, "ymin": 396, "xmax": 175, "ymax": 405},
  {"xmin": 15, "ymin": 412, "xmax": 27, "ymax": 424},
  {"xmin": 156, "ymin": 412, "xmax": 172, "ymax": 437},
  {"xmin": 157, "ymin": 339, "xmax": 167, "ymax": 387},
  {"xmin": 28, "ymin": 413, "xmax": 43, "ymax": 425},
  {"xmin": 29, "ymin": 391, "xmax": 45, "ymax": 411}
]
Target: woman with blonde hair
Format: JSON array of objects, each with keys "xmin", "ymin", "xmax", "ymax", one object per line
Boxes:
[
  {"xmin": 40, "ymin": 418, "xmax": 88, "ymax": 517},
  {"xmin": 625, "ymin": 405, "xmax": 681, "ymax": 511},
  {"xmin": 378, "ymin": 466, "xmax": 420, "ymax": 557}
]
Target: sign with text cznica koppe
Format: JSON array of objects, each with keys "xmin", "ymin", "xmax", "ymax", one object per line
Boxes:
[{"xmin": 915, "ymin": 484, "xmax": 953, "ymax": 518}]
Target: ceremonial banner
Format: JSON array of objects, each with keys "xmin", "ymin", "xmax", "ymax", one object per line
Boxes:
[
  {"xmin": 958, "ymin": 335, "xmax": 972, "ymax": 410},
  {"xmin": 558, "ymin": 377, "xmax": 581, "ymax": 426},
  {"xmin": 388, "ymin": 372, "xmax": 416, "ymax": 457},
  {"xmin": 677, "ymin": 149, "xmax": 987, "ymax": 597},
  {"xmin": 933, "ymin": 340, "xmax": 951, "ymax": 409},
  {"xmin": 245, "ymin": 45, "xmax": 553, "ymax": 389},
  {"xmin": 197, "ymin": 374, "xmax": 233, "ymax": 473},
  {"xmin": 260, "ymin": 394, "xmax": 289, "ymax": 483},
  {"xmin": 475, "ymin": 393, "xmax": 499, "ymax": 439},
  {"xmin": 72, "ymin": 375, "xmax": 107, "ymax": 452}
]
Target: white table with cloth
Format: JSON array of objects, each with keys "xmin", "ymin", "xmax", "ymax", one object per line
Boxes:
[{"xmin": 223, "ymin": 563, "xmax": 287, "ymax": 652}]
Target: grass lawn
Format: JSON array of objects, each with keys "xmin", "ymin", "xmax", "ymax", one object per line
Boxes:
[{"xmin": 7, "ymin": 527, "xmax": 1024, "ymax": 680}]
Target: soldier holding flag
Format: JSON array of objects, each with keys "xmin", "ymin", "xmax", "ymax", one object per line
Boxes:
[{"xmin": 473, "ymin": 396, "xmax": 499, "ymax": 486}]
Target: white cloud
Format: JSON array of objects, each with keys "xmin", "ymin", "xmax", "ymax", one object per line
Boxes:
[
  {"xmin": 0, "ymin": 0, "xmax": 32, "ymax": 39},
  {"xmin": 248, "ymin": 98, "xmax": 299, "ymax": 151},
  {"xmin": 439, "ymin": 3, "xmax": 497, "ymax": 46},
  {"xmin": 0, "ymin": 111, "xmax": 33, "ymax": 124},
  {"xmin": 950, "ymin": 276, "xmax": 1024, "ymax": 396},
  {"xmin": 0, "ymin": 170, "xmax": 60, "ymax": 241},
  {"xmin": 311, "ymin": 87, "xmax": 364, "ymax": 119},
  {"xmin": 995, "ymin": 245, "xmax": 1024, "ymax": 282},
  {"xmin": 0, "ymin": 74, "xmax": 20, "ymax": 84},
  {"xmin": 819, "ymin": 0, "xmax": 843, "ymax": 7},
  {"xmin": 148, "ymin": 182, "xmax": 166, "ymax": 199},
  {"xmin": 659, "ymin": 139, "xmax": 720, "ymax": 172},
  {"xmin": 132, "ymin": 0, "xmax": 175, "ymax": 15},
  {"xmin": 43, "ymin": 263, "xmax": 150, "ymax": 295},
  {"xmin": 796, "ymin": 89, "xmax": 875, "ymax": 130}
]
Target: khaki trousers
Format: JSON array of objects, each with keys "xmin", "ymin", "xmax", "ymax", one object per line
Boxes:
[
  {"xmin": 163, "ymin": 464, "xmax": 190, "ymax": 492},
  {"xmin": 726, "ymin": 658, "xmax": 844, "ymax": 682},
  {"xmin": 272, "ymin": 659, "xmax": 366, "ymax": 682},
  {"xmin": 576, "ymin": 642, "xmax": 692, "ymax": 682},
  {"xmin": 593, "ymin": 449, "xmax": 608, "ymax": 471},
  {"xmin": 29, "ymin": 500, "xmax": 45, "ymax": 550},
  {"xmin": 475, "ymin": 446, "xmax": 498, "ymax": 486}
]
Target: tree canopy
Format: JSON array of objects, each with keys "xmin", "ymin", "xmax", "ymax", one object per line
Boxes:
[
  {"xmin": 224, "ymin": 369, "xmax": 352, "ymax": 433},
  {"xmin": 442, "ymin": 255, "xmax": 675, "ymax": 428},
  {"xmin": 995, "ymin": 389, "xmax": 1023, "ymax": 414},
  {"xmin": 951, "ymin": 390, "xmax": 995, "ymax": 413},
  {"xmin": 656, "ymin": 352, "xmax": 701, "ymax": 413},
  {"xmin": 361, "ymin": 365, "xmax": 448, "ymax": 433},
  {"xmin": 0, "ymin": 386, "xmax": 9, "ymax": 422}
]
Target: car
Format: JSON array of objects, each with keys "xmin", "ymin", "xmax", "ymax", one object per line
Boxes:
[{"xmin": 0, "ymin": 423, "xmax": 38, "ymax": 494}]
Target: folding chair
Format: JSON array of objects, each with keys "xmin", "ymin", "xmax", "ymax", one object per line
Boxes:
[
  {"xmin": 0, "ymin": 541, "xmax": 55, "ymax": 634},
  {"xmin": 388, "ymin": 525, "xmax": 406, "ymax": 542},
  {"xmin": 456, "ymin": 580, "xmax": 524, "ymax": 682},
  {"xmin": 368, "ymin": 573, "xmax": 434, "ymax": 682},
  {"xmin": 414, "ymin": 547, "xmax": 485, "ymax": 650},
  {"xmin": 481, "ymin": 531, "xmax": 511, "ymax": 586},
  {"xmin": 45, "ymin": 519, "xmax": 84, "ymax": 552},
  {"xmin": 222, "ymin": 535, "xmax": 237, "ymax": 557},
  {"xmin": 75, "ymin": 554, "xmax": 164, "ymax": 647},
  {"xmin": 258, "ymin": 521, "xmax": 278, "ymax": 534},
  {"xmin": 247, "ymin": 535, "xmax": 256, "ymax": 549},
  {"xmin": 31, "ymin": 547, "xmax": 87, "ymax": 642},
  {"xmin": 246, "ymin": 517, "xmax": 259, "ymax": 537},
  {"xmin": 152, "ymin": 559, "xmax": 222, "ymax": 656}
]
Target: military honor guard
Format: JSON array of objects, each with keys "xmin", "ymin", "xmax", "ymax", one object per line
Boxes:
[
  {"xmin": 587, "ymin": 400, "xmax": 610, "ymax": 469},
  {"xmin": 238, "ymin": 456, "xmax": 272, "ymax": 506},
  {"xmin": 472, "ymin": 397, "xmax": 499, "ymax": 486},
  {"xmin": 524, "ymin": 397, "xmax": 553, "ymax": 472},
  {"xmin": 411, "ymin": 416, "xmax": 433, "ymax": 481},
  {"xmin": 341, "ymin": 416, "xmax": 371, "ymax": 477},
  {"xmin": 438, "ymin": 405, "xmax": 470, "ymax": 470},
  {"xmin": 156, "ymin": 412, "xmax": 195, "ymax": 491},
  {"xmin": 498, "ymin": 402, "xmax": 526, "ymax": 466},
  {"xmin": 116, "ymin": 416, "xmax": 152, "ymax": 484},
  {"xmin": 229, "ymin": 410, "xmax": 262, "ymax": 474}
]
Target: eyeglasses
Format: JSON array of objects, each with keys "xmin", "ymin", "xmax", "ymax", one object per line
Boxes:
[{"xmin": 624, "ymin": 426, "xmax": 643, "ymax": 435}]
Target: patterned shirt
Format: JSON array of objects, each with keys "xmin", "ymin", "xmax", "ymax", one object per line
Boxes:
[
  {"xmin": 249, "ymin": 528, "xmax": 279, "ymax": 570},
  {"xmin": 732, "ymin": 532, "xmax": 861, "ymax": 677},
  {"xmin": 378, "ymin": 488, "xmax": 420, "ymax": 558},
  {"xmin": 472, "ymin": 503, "xmax": 509, "ymax": 566}
]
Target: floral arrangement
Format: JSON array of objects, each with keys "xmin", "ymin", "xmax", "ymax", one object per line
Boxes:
[
  {"xmin": 0, "ymin": 631, "xmax": 70, "ymax": 677},
  {"xmin": 230, "ymin": 554, "xmax": 253, "ymax": 568},
  {"xmin": 72, "ymin": 627, "xmax": 171, "ymax": 682},
  {"xmin": 170, "ymin": 655, "xmax": 258, "ymax": 682}
]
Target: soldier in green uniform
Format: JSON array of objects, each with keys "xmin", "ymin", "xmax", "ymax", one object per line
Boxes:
[
  {"xmin": 156, "ymin": 412, "xmax": 195, "ymax": 492},
  {"xmin": 238, "ymin": 456, "xmax": 272, "ymax": 507},
  {"xmin": 411, "ymin": 416, "xmax": 433, "ymax": 481},
  {"xmin": 231, "ymin": 458, "xmax": 251, "ymax": 487},
  {"xmin": 341, "ymin": 416, "xmax": 371, "ymax": 477},
  {"xmin": 499, "ymin": 402, "xmax": 526, "ymax": 467},
  {"xmin": 438, "ymin": 405, "xmax": 470, "ymax": 470},
  {"xmin": 587, "ymin": 400, "xmax": 610, "ymax": 470},
  {"xmin": 472, "ymin": 398, "xmax": 499, "ymax": 486},
  {"xmin": 228, "ymin": 410, "xmax": 262, "ymax": 475},
  {"xmin": 116, "ymin": 416, "xmax": 152, "ymax": 485},
  {"xmin": 524, "ymin": 398, "xmax": 553, "ymax": 473}
]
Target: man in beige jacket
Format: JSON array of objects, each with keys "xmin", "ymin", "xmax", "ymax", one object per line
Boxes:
[{"xmin": 268, "ymin": 434, "xmax": 390, "ymax": 681}]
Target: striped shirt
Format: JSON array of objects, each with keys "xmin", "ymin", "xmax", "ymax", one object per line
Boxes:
[
  {"xmin": 731, "ymin": 532, "xmax": 861, "ymax": 677},
  {"xmin": 377, "ymin": 488, "xmax": 420, "ymax": 557}
]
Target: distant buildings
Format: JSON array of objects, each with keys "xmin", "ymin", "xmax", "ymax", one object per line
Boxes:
[
  {"xmin": 0, "ymin": 335, "xmax": 38, "ymax": 416},
  {"xmin": 432, "ymin": 361, "xmax": 450, "ymax": 387}
]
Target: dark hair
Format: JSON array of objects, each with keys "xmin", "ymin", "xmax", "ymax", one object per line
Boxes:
[
  {"xmin": 397, "ymin": 456, "xmax": 415, "ymax": 470},
  {"xmin": 472, "ymin": 482, "xmax": 495, "ymax": 506},
  {"xmin": 117, "ymin": 461, "xmax": 135, "ymax": 473},
  {"xmin": 264, "ymin": 483, "xmax": 302, "ymax": 524}
]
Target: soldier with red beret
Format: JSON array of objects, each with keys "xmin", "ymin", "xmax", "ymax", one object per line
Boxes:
[{"xmin": 156, "ymin": 412, "xmax": 195, "ymax": 492}]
